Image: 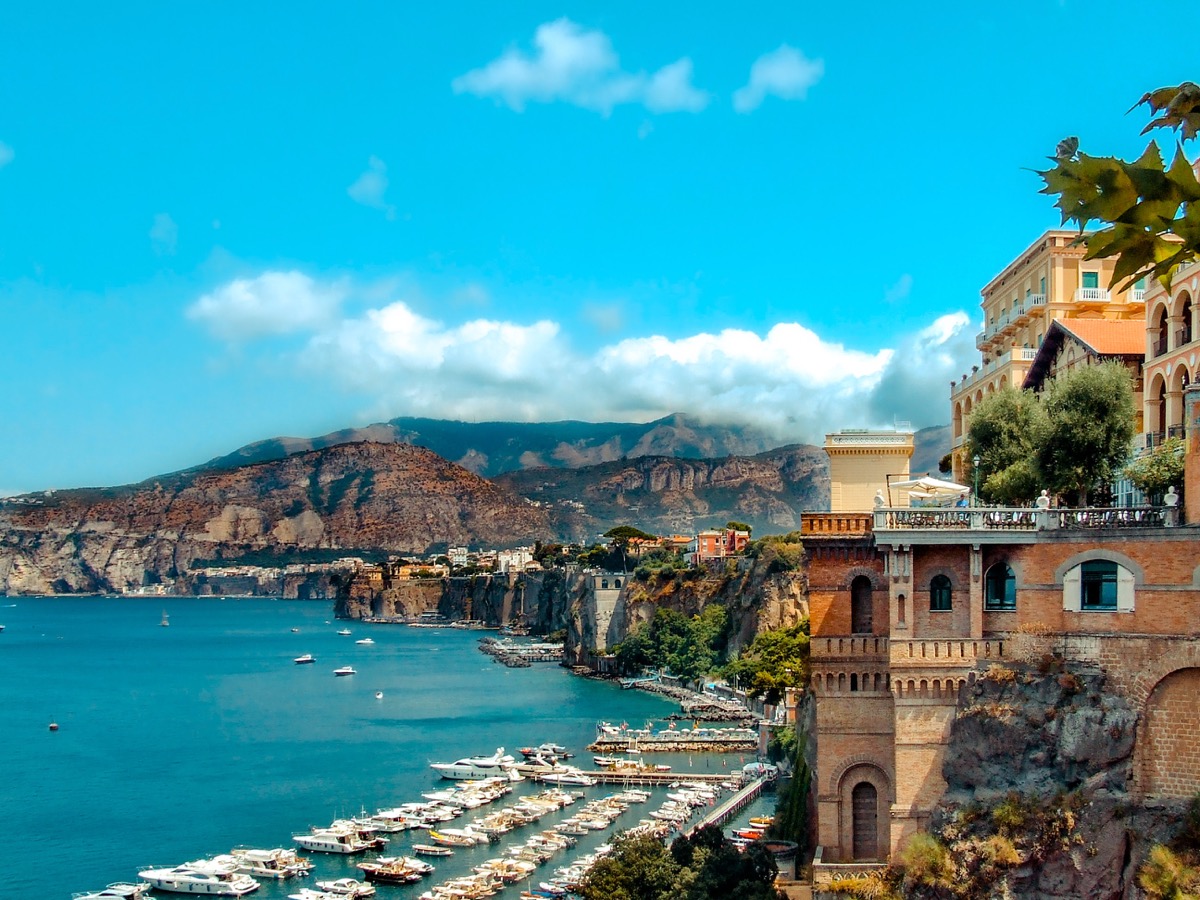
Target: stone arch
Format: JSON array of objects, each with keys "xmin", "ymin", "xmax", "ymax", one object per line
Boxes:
[
  {"xmin": 999, "ymin": 374, "xmax": 1008, "ymax": 389},
  {"xmin": 974, "ymin": 389, "xmax": 984, "ymax": 406},
  {"xmin": 833, "ymin": 761, "xmax": 892, "ymax": 863},
  {"xmin": 1154, "ymin": 302, "xmax": 1170, "ymax": 355},
  {"xmin": 1137, "ymin": 667, "xmax": 1200, "ymax": 798},
  {"xmin": 1053, "ymin": 548, "xmax": 1145, "ymax": 586},
  {"xmin": 1148, "ymin": 371, "xmax": 1168, "ymax": 435},
  {"xmin": 953, "ymin": 401, "xmax": 964, "ymax": 439},
  {"xmin": 1171, "ymin": 362, "xmax": 1192, "ymax": 394},
  {"xmin": 1181, "ymin": 292, "xmax": 1194, "ymax": 345}
]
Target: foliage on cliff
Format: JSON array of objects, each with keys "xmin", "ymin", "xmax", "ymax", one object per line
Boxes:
[
  {"xmin": 578, "ymin": 826, "xmax": 781, "ymax": 900},
  {"xmin": 612, "ymin": 605, "xmax": 730, "ymax": 684},
  {"xmin": 722, "ymin": 619, "xmax": 810, "ymax": 703}
]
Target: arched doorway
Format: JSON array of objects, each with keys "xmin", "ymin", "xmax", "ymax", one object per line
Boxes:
[
  {"xmin": 851, "ymin": 576, "xmax": 873, "ymax": 635},
  {"xmin": 1138, "ymin": 668, "xmax": 1200, "ymax": 798},
  {"xmin": 851, "ymin": 782, "xmax": 879, "ymax": 860}
]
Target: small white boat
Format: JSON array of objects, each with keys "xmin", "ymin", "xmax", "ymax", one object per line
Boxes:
[
  {"xmin": 411, "ymin": 844, "xmax": 454, "ymax": 857},
  {"xmin": 293, "ymin": 826, "xmax": 377, "ymax": 854},
  {"xmin": 313, "ymin": 877, "xmax": 377, "ymax": 897},
  {"xmin": 72, "ymin": 883, "xmax": 153, "ymax": 900},
  {"xmin": 337, "ymin": 629, "xmax": 352, "ymax": 636},
  {"xmin": 430, "ymin": 748, "xmax": 522, "ymax": 781},
  {"xmin": 375, "ymin": 691, "xmax": 384, "ymax": 699},
  {"xmin": 294, "ymin": 654, "xmax": 316, "ymax": 665},
  {"xmin": 355, "ymin": 638, "xmax": 375, "ymax": 645},
  {"xmin": 223, "ymin": 847, "xmax": 312, "ymax": 879},
  {"xmin": 138, "ymin": 860, "xmax": 260, "ymax": 896},
  {"xmin": 333, "ymin": 666, "xmax": 356, "ymax": 676},
  {"xmin": 290, "ymin": 627, "xmax": 300, "ymax": 633}
]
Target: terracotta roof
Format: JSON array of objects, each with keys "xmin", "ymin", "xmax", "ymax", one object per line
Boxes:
[{"xmin": 1055, "ymin": 319, "xmax": 1145, "ymax": 356}]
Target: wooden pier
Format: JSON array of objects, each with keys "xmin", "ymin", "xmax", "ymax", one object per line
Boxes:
[
  {"xmin": 685, "ymin": 776, "xmax": 767, "ymax": 835},
  {"xmin": 523, "ymin": 768, "xmax": 736, "ymax": 787}
]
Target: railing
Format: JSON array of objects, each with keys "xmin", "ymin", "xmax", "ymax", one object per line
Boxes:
[
  {"xmin": 817, "ymin": 636, "xmax": 890, "ymax": 657},
  {"xmin": 1155, "ymin": 337, "xmax": 1169, "ymax": 357},
  {"xmin": 1132, "ymin": 289, "xmax": 1146, "ymax": 303},
  {"xmin": 1025, "ymin": 293, "xmax": 1047, "ymax": 310},
  {"xmin": 1017, "ymin": 347, "xmax": 1038, "ymax": 361},
  {"xmin": 873, "ymin": 505, "xmax": 1173, "ymax": 531},
  {"xmin": 801, "ymin": 513, "xmax": 873, "ymax": 535},
  {"xmin": 952, "ymin": 349, "xmax": 1035, "ymax": 394},
  {"xmin": 1145, "ymin": 431, "xmax": 1166, "ymax": 450},
  {"xmin": 1075, "ymin": 287, "xmax": 1110, "ymax": 302},
  {"xmin": 1168, "ymin": 424, "xmax": 1186, "ymax": 440},
  {"xmin": 1178, "ymin": 329, "xmax": 1193, "ymax": 347}
]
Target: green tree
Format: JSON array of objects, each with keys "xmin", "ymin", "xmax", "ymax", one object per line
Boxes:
[
  {"xmin": 722, "ymin": 619, "xmax": 810, "ymax": 704},
  {"xmin": 1038, "ymin": 362, "xmax": 1136, "ymax": 506},
  {"xmin": 725, "ymin": 520, "xmax": 752, "ymax": 534},
  {"xmin": 965, "ymin": 387, "xmax": 1047, "ymax": 505},
  {"xmin": 1125, "ymin": 436, "xmax": 1186, "ymax": 502},
  {"xmin": 579, "ymin": 833, "xmax": 680, "ymax": 900},
  {"xmin": 1038, "ymin": 82, "xmax": 1200, "ymax": 291}
]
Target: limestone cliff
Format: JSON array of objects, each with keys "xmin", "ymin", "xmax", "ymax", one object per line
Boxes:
[{"xmin": 0, "ymin": 442, "xmax": 551, "ymax": 595}]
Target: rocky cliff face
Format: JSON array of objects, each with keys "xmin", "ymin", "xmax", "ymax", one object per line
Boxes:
[
  {"xmin": 0, "ymin": 442, "xmax": 551, "ymax": 595},
  {"xmin": 497, "ymin": 445, "xmax": 829, "ymax": 539},
  {"xmin": 898, "ymin": 662, "xmax": 1186, "ymax": 900}
]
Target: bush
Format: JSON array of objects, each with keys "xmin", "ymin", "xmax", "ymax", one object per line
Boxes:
[{"xmin": 901, "ymin": 833, "xmax": 955, "ymax": 890}]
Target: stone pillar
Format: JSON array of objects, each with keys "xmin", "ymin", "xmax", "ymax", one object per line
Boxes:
[
  {"xmin": 1185, "ymin": 385, "xmax": 1200, "ymax": 524},
  {"xmin": 1167, "ymin": 387, "xmax": 1185, "ymax": 434},
  {"xmin": 890, "ymin": 547, "xmax": 912, "ymax": 637},
  {"xmin": 968, "ymin": 545, "xmax": 983, "ymax": 639},
  {"xmin": 1146, "ymin": 396, "xmax": 1164, "ymax": 438}
]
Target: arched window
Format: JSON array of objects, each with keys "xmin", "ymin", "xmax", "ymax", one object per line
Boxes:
[
  {"xmin": 851, "ymin": 576, "xmax": 873, "ymax": 635},
  {"xmin": 850, "ymin": 673, "xmax": 859, "ymax": 692},
  {"xmin": 985, "ymin": 564, "xmax": 1016, "ymax": 610},
  {"xmin": 930, "ymin": 575, "xmax": 952, "ymax": 612},
  {"xmin": 1183, "ymin": 296, "xmax": 1194, "ymax": 346}
]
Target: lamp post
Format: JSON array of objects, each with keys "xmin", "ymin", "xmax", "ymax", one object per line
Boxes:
[{"xmin": 972, "ymin": 454, "xmax": 981, "ymax": 507}]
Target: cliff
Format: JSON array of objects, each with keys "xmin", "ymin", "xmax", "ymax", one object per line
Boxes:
[
  {"xmin": 496, "ymin": 445, "xmax": 830, "ymax": 538},
  {"xmin": 0, "ymin": 442, "xmax": 551, "ymax": 595}
]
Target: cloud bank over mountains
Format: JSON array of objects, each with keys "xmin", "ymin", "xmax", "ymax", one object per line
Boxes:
[{"xmin": 188, "ymin": 271, "xmax": 972, "ymax": 442}]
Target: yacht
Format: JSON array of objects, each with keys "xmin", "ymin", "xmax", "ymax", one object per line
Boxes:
[
  {"xmin": 540, "ymin": 771, "xmax": 597, "ymax": 787},
  {"xmin": 224, "ymin": 848, "xmax": 312, "ymax": 879},
  {"xmin": 430, "ymin": 748, "xmax": 522, "ymax": 781},
  {"xmin": 294, "ymin": 654, "xmax": 315, "ymax": 665},
  {"xmin": 355, "ymin": 638, "xmax": 375, "ymax": 645},
  {"xmin": 336, "ymin": 629, "xmax": 352, "ymax": 636},
  {"xmin": 138, "ymin": 860, "xmax": 260, "ymax": 895},
  {"xmin": 333, "ymin": 666, "xmax": 356, "ymax": 676},
  {"xmin": 72, "ymin": 884, "xmax": 153, "ymax": 900},
  {"xmin": 519, "ymin": 743, "xmax": 570, "ymax": 758},
  {"xmin": 293, "ymin": 824, "xmax": 380, "ymax": 854}
]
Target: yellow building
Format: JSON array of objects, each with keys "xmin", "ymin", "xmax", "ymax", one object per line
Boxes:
[
  {"xmin": 824, "ymin": 429, "xmax": 915, "ymax": 513},
  {"xmin": 950, "ymin": 230, "xmax": 1145, "ymax": 479},
  {"xmin": 1142, "ymin": 258, "xmax": 1200, "ymax": 445}
]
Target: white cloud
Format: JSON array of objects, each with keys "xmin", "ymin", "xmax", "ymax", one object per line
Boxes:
[
  {"xmin": 188, "ymin": 271, "xmax": 975, "ymax": 439},
  {"xmin": 187, "ymin": 271, "xmax": 346, "ymax": 341},
  {"xmin": 733, "ymin": 45, "xmax": 824, "ymax": 113},
  {"xmin": 452, "ymin": 19, "xmax": 709, "ymax": 115},
  {"xmin": 0, "ymin": 141, "xmax": 13, "ymax": 168},
  {"xmin": 149, "ymin": 213, "xmax": 178, "ymax": 256},
  {"xmin": 347, "ymin": 156, "xmax": 396, "ymax": 219}
]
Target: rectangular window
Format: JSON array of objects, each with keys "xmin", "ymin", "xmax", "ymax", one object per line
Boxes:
[
  {"xmin": 1040, "ymin": 277, "xmax": 1046, "ymax": 294},
  {"xmin": 1082, "ymin": 271, "xmax": 1099, "ymax": 289},
  {"xmin": 1135, "ymin": 277, "xmax": 1146, "ymax": 290},
  {"xmin": 1080, "ymin": 561, "xmax": 1118, "ymax": 610}
]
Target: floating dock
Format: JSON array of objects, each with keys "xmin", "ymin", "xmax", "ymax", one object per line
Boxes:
[
  {"xmin": 686, "ymin": 775, "xmax": 768, "ymax": 835},
  {"xmin": 524, "ymin": 769, "xmax": 736, "ymax": 786}
]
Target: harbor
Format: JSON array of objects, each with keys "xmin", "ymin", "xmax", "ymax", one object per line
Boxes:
[
  {"xmin": 478, "ymin": 636, "xmax": 565, "ymax": 667},
  {"xmin": 588, "ymin": 722, "xmax": 760, "ymax": 753}
]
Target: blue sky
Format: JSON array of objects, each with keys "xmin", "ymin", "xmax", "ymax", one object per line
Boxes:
[{"xmin": 0, "ymin": 2, "xmax": 1190, "ymax": 493}]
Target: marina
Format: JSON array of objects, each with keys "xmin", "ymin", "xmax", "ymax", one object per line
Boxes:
[{"xmin": 0, "ymin": 597, "xmax": 778, "ymax": 898}]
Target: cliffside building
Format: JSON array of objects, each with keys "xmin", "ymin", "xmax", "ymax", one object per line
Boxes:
[{"xmin": 824, "ymin": 429, "xmax": 914, "ymax": 513}]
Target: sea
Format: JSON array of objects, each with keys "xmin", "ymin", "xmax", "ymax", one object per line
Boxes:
[{"xmin": 0, "ymin": 596, "xmax": 772, "ymax": 898}]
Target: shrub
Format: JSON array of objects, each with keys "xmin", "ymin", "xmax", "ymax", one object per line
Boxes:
[
  {"xmin": 901, "ymin": 833, "xmax": 955, "ymax": 890},
  {"xmin": 1139, "ymin": 844, "xmax": 1200, "ymax": 899}
]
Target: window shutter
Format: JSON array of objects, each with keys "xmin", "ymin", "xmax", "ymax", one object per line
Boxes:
[
  {"xmin": 1117, "ymin": 567, "xmax": 1135, "ymax": 612},
  {"xmin": 1063, "ymin": 567, "xmax": 1081, "ymax": 611}
]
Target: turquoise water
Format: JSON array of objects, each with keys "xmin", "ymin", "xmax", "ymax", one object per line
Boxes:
[{"xmin": 0, "ymin": 597, "xmax": 763, "ymax": 897}]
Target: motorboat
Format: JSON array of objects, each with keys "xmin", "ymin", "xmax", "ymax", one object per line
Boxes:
[
  {"xmin": 288, "ymin": 891, "xmax": 341, "ymax": 900},
  {"xmin": 430, "ymin": 748, "xmax": 522, "ymax": 781},
  {"xmin": 313, "ymin": 878, "xmax": 376, "ymax": 897},
  {"xmin": 519, "ymin": 743, "xmax": 571, "ymax": 759},
  {"xmin": 294, "ymin": 654, "xmax": 316, "ymax": 665},
  {"xmin": 224, "ymin": 847, "xmax": 312, "ymax": 879},
  {"xmin": 539, "ymin": 770, "xmax": 597, "ymax": 787},
  {"xmin": 293, "ymin": 825, "xmax": 380, "ymax": 854},
  {"xmin": 337, "ymin": 629, "xmax": 352, "ymax": 636},
  {"xmin": 411, "ymin": 844, "xmax": 454, "ymax": 857},
  {"xmin": 355, "ymin": 638, "xmax": 375, "ymax": 645},
  {"xmin": 375, "ymin": 691, "xmax": 384, "ymax": 699},
  {"xmin": 291, "ymin": 627, "xmax": 300, "ymax": 633},
  {"xmin": 72, "ymin": 883, "xmax": 153, "ymax": 900},
  {"xmin": 427, "ymin": 830, "xmax": 477, "ymax": 848},
  {"xmin": 138, "ymin": 860, "xmax": 260, "ymax": 895},
  {"xmin": 355, "ymin": 859, "xmax": 429, "ymax": 885},
  {"xmin": 333, "ymin": 666, "xmax": 356, "ymax": 676}
]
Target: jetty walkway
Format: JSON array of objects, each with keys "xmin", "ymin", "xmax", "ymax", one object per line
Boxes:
[
  {"xmin": 521, "ymin": 767, "xmax": 736, "ymax": 786},
  {"xmin": 685, "ymin": 775, "xmax": 768, "ymax": 835}
]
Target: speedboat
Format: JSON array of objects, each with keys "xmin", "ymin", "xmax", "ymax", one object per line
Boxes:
[
  {"xmin": 430, "ymin": 748, "xmax": 522, "ymax": 781},
  {"xmin": 333, "ymin": 666, "xmax": 356, "ymax": 676},
  {"xmin": 337, "ymin": 629, "xmax": 352, "ymax": 636},
  {"xmin": 355, "ymin": 638, "xmax": 375, "ymax": 645},
  {"xmin": 520, "ymin": 743, "xmax": 570, "ymax": 758},
  {"xmin": 294, "ymin": 654, "xmax": 316, "ymax": 665},
  {"xmin": 313, "ymin": 878, "xmax": 376, "ymax": 897},
  {"xmin": 138, "ymin": 860, "xmax": 260, "ymax": 895},
  {"xmin": 72, "ymin": 884, "xmax": 153, "ymax": 900}
]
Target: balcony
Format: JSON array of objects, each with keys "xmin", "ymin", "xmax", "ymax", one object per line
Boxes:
[
  {"xmin": 1178, "ymin": 329, "xmax": 1194, "ymax": 348},
  {"xmin": 872, "ymin": 505, "xmax": 1174, "ymax": 533},
  {"xmin": 952, "ymin": 348, "xmax": 1038, "ymax": 396},
  {"xmin": 1025, "ymin": 293, "xmax": 1047, "ymax": 310},
  {"xmin": 1154, "ymin": 337, "xmax": 1169, "ymax": 357},
  {"xmin": 1074, "ymin": 287, "xmax": 1110, "ymax": 303},
  {"xmin": 1132, "ymin": 289, "xmax": 1146, "ymax": 304},
  {"xmin": 975, "ymin": 329, "xmax": 988, "ymax": 350}
]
